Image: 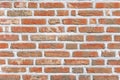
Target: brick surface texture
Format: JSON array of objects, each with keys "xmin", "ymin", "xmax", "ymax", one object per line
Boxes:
[{"xmin": 0, "ymin": 0, "xmax": 120, "ymax": 80}]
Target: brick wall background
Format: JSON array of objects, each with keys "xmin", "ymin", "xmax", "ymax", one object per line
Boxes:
[{"xmin": 0, "ymin": 0, "xmax": 120, "ymax": 80}]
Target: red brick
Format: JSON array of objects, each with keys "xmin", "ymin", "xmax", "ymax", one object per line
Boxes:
[
  {"xmin": 22, "ymin": 19, "xmax": 46, "ymax": 25},
  {"xmin": 79, "ymin": 27, "xmax": 104, "ymax": 33},
  {"xmin": 86, "ymin": 35, "xmax": 111, "ymax": 41},
  {"xmin": 0, "ymin": 51, "xmax": 13, "ymax": 57},
  {"xmin": 36, "ymin": 59, "xmax": 61, "ymax": 65},
  {"xmin": 17, "ymin": 51, "xmax": 42, "ymax": 57},
  {"xmin": 79, "ymin": 75, "xmax": 90, "ymax": 80},
  {"xmin": 11, "ymin": 43, "xmax": 36, "ymax": 49},
  {"xmin": 23, "ymin": 75, "xmax": 48, "ymax": 80},
  {"xmin": 87, "ymin": 68, "xmax": 112, "ymax": 73},
  {"xmin": 51, "ymin": 75, "xmax": 76, "ymax": 80},
  {"xmin": 2, "ymin": 67, "xmax": 26, "ymax": 72},
  {"xmin": 0, "ymin": 75, "xmax": 20, "ymax": 80},
  {"xmin": 14, "ymin": 2, "xmax": 26, "ymax": 8},
  {"xmin": 0, "ymin": 35, "xmax": 18, "ymax": 41},
  {"xmin": 45, "ymin": 67, "xmax": 69, "ymax": 73},
  {"xmin": 57, "ymin": 10, "xmax": 69, "ymax": 16},
  {"xmin": 12, "ymin": 26, "xmax": 37, "ymax": 33},
  {"xmin": 108, "ymin": 43, "xmax": 120, "ymax": 49},
  {"xmin": 0, "ymin": 2, "xmax": 12, "ymax": 8},
  {"xmin": 63, "ymin": 18, "xmax": 87, "ymax": 25},
  {"xmin": 45, "ymin": 51, "xmax": 69, "ymax": 57},
  {"xmin": 8, "ymin": 59, "xmax": 33, "ymax": 65},
  {"xmin": 68, "ymin": 2, "xmax": 92, "ymax": 8},
  {"xmin": 64, "ymin": 59, "xmax": 89, "ymax": 65},
  {"xmin": 29, "ymin": 67, "xmax": 42, "ymax": 73},
  {"xmin": 80, "ymin": 43, "xmax": 105, "ymax": 49},
  {"xmin": 34, "ymin": 10, "xmax": 55, "ymax": 16},
  {"xmin": 39, "ymin": 43, "xmax": 63, "ymax": 49},
  {"xmin": 96, "ymin": 2, "xmax": 120, "ymax": 8},
  {"xmin": 78, "ymin": 10, "xmax": 103, "ymax": 16},
  {"xmin": 28, "ymin": 2, "xmax": 37, "ymax": 8},
  {"xmin": 0, "ymin": 43, "xmax": 8, "ymax": 49},
  {"xmin": 93, "ymin": 76, "xmax": 118, "ymax": 80},
  {"xmin": 40, "ymin": 2, "xmax": 64, "ymax": 8},
  {"xmin": 73, "ymin": 51, "xmax": 98, "ymax": 57}
]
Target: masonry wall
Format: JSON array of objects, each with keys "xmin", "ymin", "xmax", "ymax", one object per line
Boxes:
[{"xmin": 0, "ymin": 0, "xmax": 120, "ymax": 80}]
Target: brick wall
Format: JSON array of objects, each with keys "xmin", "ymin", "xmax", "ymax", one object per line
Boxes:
[{"xmin": 0, "ymin": 0, "xmax": 120, "ymax": 80}]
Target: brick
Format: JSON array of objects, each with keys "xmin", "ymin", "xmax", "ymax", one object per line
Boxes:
[
  {"xmin": 72, "ymin": 67, "xmax": 83, "ymax": 73},
  {"xmin": 58, "ymin": 35, "xmax": 83, "ymax": 41},
  {"xmin": 39, "ymin": 43, "xmax": 63, "ymax": 49},
  {"xmin": 8, "ymin": 59, "xmax": 33, "ymax": 65},
  {"xmin": 99, "ymin": 18, "xmax": 120, "ymax": 24},
  {"xmin": 114, "ymin": 35, "xmax": 120, "ymax": 41},
  {"xmin": 92, "ymin": 59, "xmax": 104, "ymax": 65},
  {"xmin": 57, "ymin": 10, "xmax": 69, "ymax": 16},
  {"xmin": 45, "ymin": 51, "xmax": 69, "ymax": 57},
  {"xmin": 108, "ymin": 60, "xmax": 120, "ymax": 65},
  {"xmin": 31, "ymin": 35, "xmax": 56, "ymax": 41},
  {"xmin": 63, "ymin": 18, "xmax": 87, "ymax": 25},
  {"xmin": 0, "ymin": 27, "xmax": 2, "ymax": 32},
  {"xmin": 28, "ymin": 2, "xmax": 37, "ymax": 8},
  {"xmin": 0, "ymin": 43, "xmax": 8, "ymax": 49},
  {"xmin": 79, "ymin": 27, "xmax": 104, "ymax": 33},
  {"xmin": 17, "ymin": 51, "xmax": 42, "ymax": 57},
  {"xmin": 0, "ymin": 2, "xmax": 12, "ymax": 8},
  {"xmin": 0, "ymin": 18, "xmax": 20, "ymax": 25},
  {"xmin": 0, "ymin": 10, "xmax": 4, "ymax": 16},
  {"xmin": 96, "ymin": 2, "xmax": 120, "ymax": 8},
  {"xmin": 22, "ymin": 19, "xmax": 46, "ymax": 25},
  {"xmin": 71, "ymin": 10, "xmax": 76, "ymax": 16},
  {"xmin": 66, "ymin": 43, "xmax": 77, "ymax": 49},
  {"xmin": 29, "ymin": 67, "xmax": 42, "ymax": 73},
  {"xmin": 86, "ymin": 35, "xmax": 111, "ymax": 41},
  {"xmin": 112, "ymin": 10, "xmax": 120, "ymax": 16},
  {"xmin": 80, "ymin": 43, "xmax": 105, "ymax": 49},
  {"xmin": 11, "ymin": 43, "xmax": 36, "ymax": 49},
  {"xmin": 7, "ymin": 10, "xmax": 32, "ymax": 16},
  {"xmin": 0, "ymin": 75, "xmax": 20, "ymax": 80},
  {"xmin": 115, "ymin": 68, "xmax": 120, "ymax": 73},
  {"xmin": 107, "ymin": 27, "xmax": 120, "ymax": 33},
  {"xmin": 39, "ymin": 26, "xmax": 64, "ymax": 33},
  {"xmin": 90, "ymin": 18, "xmax": 97, "ymax": 24},
  {"xmin": 23, "ymin": 75, "xmax": 48, "ymax": 80},
  {"xmin": 79, "ymin": 75, "xmax": 90, "ymax": 80},
  {"xmin": 78, "ymin": 10, "xmax": 103, "ymax": 16},
  {"xmin": 68, "ymin": 2, "xmax": 92, "ymax": 8},
  {"xmin": 22, "ymin": 35, "xmax": 28, "ymax": 41},
  {"xmin": 0, "ymin": 35, "xmax": 18, "ymax": 41},
  {"xmin": 0, "ymin": 59, "xmax": 5, "ymax": 64},
  {"xmin": 40, "ymin": 2, "xmax": 64, "ymax": 8},
  {"xmin": 101, "ymin": 51, "xmax": 115, "ymax": 57},
  {"xmin": 0, "ymin": 51, "xmax": 13, "ymax": 57},
  {"xmin": 1, "ymin": 67, "xmax": 26, "ymax": 73},
  {"xmin": 45, "ymin": 67, "xmax": 69, "ymax": 73},
  {"xmin": 93, "ymin": 76, "xmax": 118, "ymax": 80},
  {"xmin": 12, "ymin": 26, "xmax": 37, "ymax": 33},
  {"xmin": 87, "ymin": 68, "xmax": 112, "ymax": 73},
  {"xmin": 108, "ymin": 43, "xmax": 120, "ymax": 49},
  {"xmin": 36, "ymin": 59, "xmax": 61, "ymax": 65},
  {"xmin": 51, "ymin": 75, "xmax": 76, "ymax": 80},
  {"xmin": 73, "ymin": 51, "xmax": 98, "ymax": 57},
  {"xmin": 67, "ymin": 26, "xmax": 76, "ymax": 32},
  {"xmin": 34, "ymin": 10, "xmax": 55, "ymax": 16},
  {"xmin": 64, "ymin": 59, "xmax": 89, "ymax": 65},
  {"xmin": 14, "ymin": 2, "xmax": 26, "ymax": 8},
  {"xmin": 48, "ymin": 19, "xmax": 60, "ymax": 24}
]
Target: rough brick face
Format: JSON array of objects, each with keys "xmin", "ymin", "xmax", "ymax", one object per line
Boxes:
[{"xmin": 0, "ymin": 1, "xmax": 120, "ymax": 80}]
